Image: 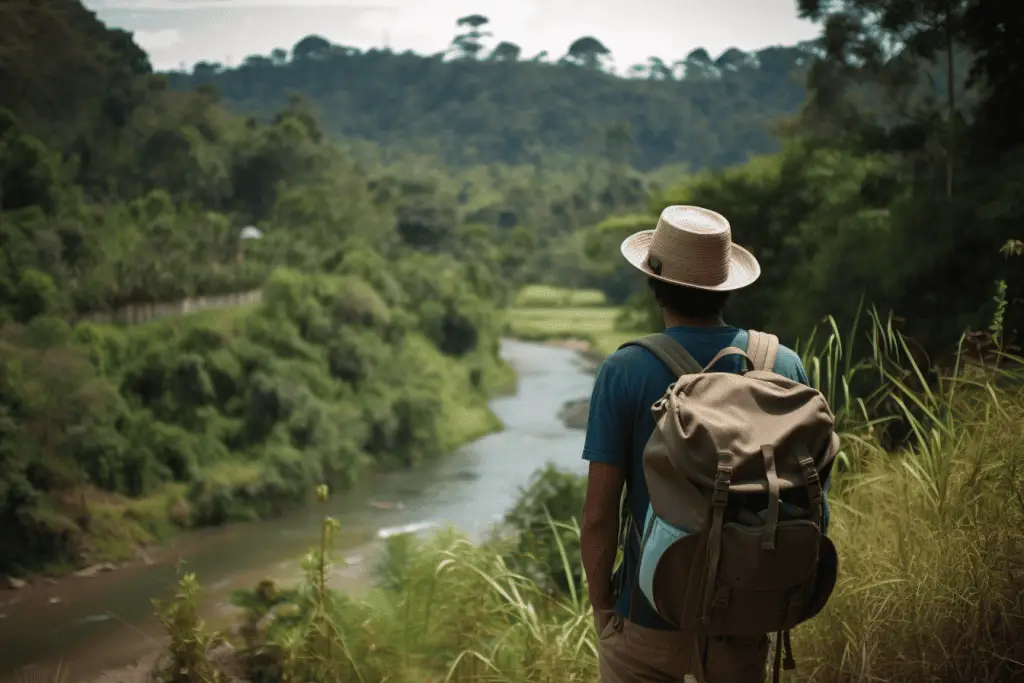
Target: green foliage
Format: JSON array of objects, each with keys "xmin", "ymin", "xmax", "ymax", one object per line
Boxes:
[
  {"xmin": 502, "ymin": 465, "xmax": 587, "ymax": 597},
  {"xmin": 166, "ymin": 30, "xmax": 815, "ymax": 171},
  {"xmin": 154, "ymin": 572, "xmax": 228, "ymax": 683},
  {"xmin": 1, "ymin": 261, "xmax": 507, "ymax": 572}
]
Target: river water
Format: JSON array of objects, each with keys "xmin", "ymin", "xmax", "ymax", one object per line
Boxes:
[{"xmin": 0, "ymin": 339, "xmax": 595, "ymax": 683}]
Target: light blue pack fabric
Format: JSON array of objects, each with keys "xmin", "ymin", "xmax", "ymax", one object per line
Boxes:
[{"xmin": 637, "ymin": 503, "xmax": 691, "ymax": 605}]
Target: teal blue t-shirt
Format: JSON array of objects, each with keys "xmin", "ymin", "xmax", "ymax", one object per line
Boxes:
[{"xmin": 582, "ymin": 325, "xmax": 832, "ymax": 630}]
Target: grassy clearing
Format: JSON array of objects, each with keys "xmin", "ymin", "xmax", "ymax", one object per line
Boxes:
[
  {"xmin": 504, "ymin": 304, "xmax": 640, "ymax": 359},
  {"xmin": 154, "ymin": 301, "xmax": 1024, "ymax": 683},
  {"xmin": 513, "ymin": 285, "xmax": 607, "ymax": 308}
]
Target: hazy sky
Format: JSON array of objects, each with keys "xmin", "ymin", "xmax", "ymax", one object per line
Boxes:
[{"xmin": 84, "ymin": 0, "xmax": 822, "ymax": 72}]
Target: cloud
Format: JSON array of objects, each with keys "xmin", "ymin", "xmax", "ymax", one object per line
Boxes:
[
  {"xmin": 88, "ymin": 0, "xmax": 400, "ymax": 8},
  {"xmin": 133, "ymin": 28, "xmax": 182, "ymax": 50}
]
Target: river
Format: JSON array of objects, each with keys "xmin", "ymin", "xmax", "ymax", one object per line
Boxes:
[{"xmin": 0, "ymin": 339, "xmax": 595, "ymax": 683}]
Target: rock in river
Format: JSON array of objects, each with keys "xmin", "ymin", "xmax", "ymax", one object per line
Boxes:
[{"xmin": 558, "ymin": 398, "xmax": 590, "ymax": 430}]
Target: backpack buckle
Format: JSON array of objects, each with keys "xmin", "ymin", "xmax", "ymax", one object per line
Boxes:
[
  {"xmin": 712, "ymin": 465, "xmax": 732, "ymax": 506},
  {"xmin": 798, "ymin": 457, "xmax": 823, "ymax": 504}
]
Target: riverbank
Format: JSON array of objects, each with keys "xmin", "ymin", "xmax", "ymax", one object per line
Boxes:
[
  {"xmin": 2, "ymin": 351, "xmax": 513, "ymax": 590},
  {"xmin": 1, "ymin": 268, "xmax": 518, "ymax": 587}
]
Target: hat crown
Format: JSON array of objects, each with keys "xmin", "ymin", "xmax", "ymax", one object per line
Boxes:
[{"xmin": 648, "ymin": 206, "xmax": 732, "ymax": 287}]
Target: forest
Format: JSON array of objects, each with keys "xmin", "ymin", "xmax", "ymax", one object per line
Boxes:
[{"xmin": 164, "ymin": 17, "xmax": 815, "ymax": 171}]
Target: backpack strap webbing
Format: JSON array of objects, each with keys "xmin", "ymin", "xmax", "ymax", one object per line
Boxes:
[
  {"xmin": 746, "ymin": 329, "xmax": 780, "ymax": 372},
  {"xmin": 619, "ymin": 333, "xmax": 704, "ymax": 378}
]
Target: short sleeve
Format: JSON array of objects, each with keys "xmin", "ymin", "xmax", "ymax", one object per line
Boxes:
[
  {"xmin": 582, "ymin": 353, "xmax": 633, "ymax": 470},
  {"xmin": 775, "ymin": 346, "xmax": 810, "ymax": 387}
]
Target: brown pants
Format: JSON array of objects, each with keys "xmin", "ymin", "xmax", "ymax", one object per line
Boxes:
[{"xmin": 597, "ymin": 616, "xmax": 771, "ymax": 683}]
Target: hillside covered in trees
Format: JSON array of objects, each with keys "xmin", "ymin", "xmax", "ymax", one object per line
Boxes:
[
  {"xmin": 0, "ymin": 0, "xmax": 515, "ymax": 574},
  {"xmin": 164, "ymin": 15, "xmax": 815, "ymax": 170}
]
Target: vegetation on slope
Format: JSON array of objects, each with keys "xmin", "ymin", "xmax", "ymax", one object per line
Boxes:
[
  {"xmin": 165, "ymin": 17, "xmax": 815, "ymax": 171},
  {"xmin": 0, "ymin": 1, "xmax": 516, "ymax": 576}
]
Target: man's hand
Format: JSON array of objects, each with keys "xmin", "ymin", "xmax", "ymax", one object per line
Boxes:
[{"xmin": 581, "ymin": 461, "xmax": 626, "ymax": 634}]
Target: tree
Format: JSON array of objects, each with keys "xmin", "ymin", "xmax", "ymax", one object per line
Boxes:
[
  {"xmin": 646, "ymin": 57, "xmax": 673, "ymax": 80},
  {"xmin": 796, "ymin": 0, "xmax": 970, "ymax": 197},
  {"xmin": 566, "ymin": 36, "xmax": 611, "ymax": 70},
  {"xmin": 192, "ymin": 61, "xmax": 222, "ymax": 79},
  {"xmin": 489, "ymin": 41, "xmax": 521, "ymax": 62},
  {"xmin": 962, "ymin": 0, "xmax": 1024, "ymax": 154},
  {"xmin": 270, "ymin": 48, "xmax": 288, "ymax": 66},
  {"xmin": 452, "ymin": 14, "xmax": 492, "ymax": 60},
  {"xmin": 715, "ymin": 47, "xmax": 753, "ymax": 72},
  {"xmin": 604, "ymin": 121, "xmax": 634, "ymax": 166},
  {"xmin": 292, "ymin": 35, "xmax": 332, "ymax": 61},
  {"xmin": 683, "ymin": 48, "xmax": 717, "ymax": 80}
]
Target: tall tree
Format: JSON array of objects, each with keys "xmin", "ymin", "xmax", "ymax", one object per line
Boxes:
[
  {"xmin": 682, "ymin": 48, "xmax": 716, "ymax": 80},
  {"xmin": 452, "ymin": 14, "xmax": 492, "ymax": 60},
  {"xmin": 292, "ymin": 35, "xmax": 332, "ymax": 61},
  {"xmin": 489, "ymin": 41, "xmax": 522, "ymax": 62},
  {"xmin": 797, "ymin": 0, "xmax": 970, "ymax": 197},
  {"xmin": 962, "ymin": 0, "xmax": 1024, "ymax": 154},
  {"xmin": 566, "ymin": 37, "xmax": 611, "ymax": 70}
]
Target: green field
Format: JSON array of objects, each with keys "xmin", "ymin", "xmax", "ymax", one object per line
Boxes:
[
  {"xmin": 504, "ymin": 302, "xmax": 643, "ymax": 358},
  {"xmin": 512, "ymin": 284, "xmax": 608, "ymax": 309}
]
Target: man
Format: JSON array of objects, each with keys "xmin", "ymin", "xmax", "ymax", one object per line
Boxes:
[{"xmin": 580, "ymin": 205, "xmax": 830, "ymax": 683}]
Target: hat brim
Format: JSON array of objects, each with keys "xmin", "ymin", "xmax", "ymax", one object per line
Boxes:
[{"xmin": 620, "ymin": 230, "xmax": 761, "ymax": 292}]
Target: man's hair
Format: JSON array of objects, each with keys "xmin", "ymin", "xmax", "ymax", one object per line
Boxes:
[{"xmin": 648, "ymin": 278, "xmax": 730, "ymax": 319}]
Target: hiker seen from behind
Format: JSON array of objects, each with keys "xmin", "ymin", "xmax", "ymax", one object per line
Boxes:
[{"xmin": 580, "ymin": 205, "xmax": 840, "ymax": 683}]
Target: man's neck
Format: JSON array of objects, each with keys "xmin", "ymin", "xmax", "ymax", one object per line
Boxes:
[{"xmin": 662, "ymin": 311, "xmax": 726, "ymax": 328}]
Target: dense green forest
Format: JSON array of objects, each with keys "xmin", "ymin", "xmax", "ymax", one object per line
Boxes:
[
  {"xmin": 164, "ymin": 18, "xmax": 814, "ymax": 171},
  {"xmin": 577, "ymin": 0, "xmax": 1024, "ymax": 362}
]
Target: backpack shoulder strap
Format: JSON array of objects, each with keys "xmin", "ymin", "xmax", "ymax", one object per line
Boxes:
[
  {"xmin": 619, "ymin": 333, "xmax": 703, "ymax": 378},
  {"xmin": 747, "ymin": 329, "xmax": 781, "ymax": 372}
]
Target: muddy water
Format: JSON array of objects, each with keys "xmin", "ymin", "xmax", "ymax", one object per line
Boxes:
[{"xmin": 0, "ymin": 339, "xmax": 595, "ymax": 683}]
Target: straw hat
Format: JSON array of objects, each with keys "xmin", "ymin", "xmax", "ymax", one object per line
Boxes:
[{"xmin": 620, "ymin": 205, "xmax": 760, "ymax": 292}]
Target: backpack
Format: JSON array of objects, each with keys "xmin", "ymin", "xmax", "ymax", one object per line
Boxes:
[{"xmin": 616, "ymin": 330, "xmax": 840, "ymax": 683}]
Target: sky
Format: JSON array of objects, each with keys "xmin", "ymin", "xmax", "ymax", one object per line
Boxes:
[{"xmin": 83, "ymin": 0, "xmax": 823, "ymax": 73}]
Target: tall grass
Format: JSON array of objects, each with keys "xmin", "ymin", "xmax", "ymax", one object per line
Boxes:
[{"xmin": 155, "ymin": 312, "xmax": 1023, "ymax": 683}]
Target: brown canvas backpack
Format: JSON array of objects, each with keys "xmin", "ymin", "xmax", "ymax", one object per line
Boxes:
[{"xmin": 618, "ymin": 330, "xmax": 840, "ymax": 683}]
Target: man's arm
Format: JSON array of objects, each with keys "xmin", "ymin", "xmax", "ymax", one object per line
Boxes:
[
  {"xmin": 579, "ymin": 353, "xmax": 633, "ymax": 633},
  {"xmin": 581, "ymin": 461, "xmax": 626, "ymax": 629}
]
